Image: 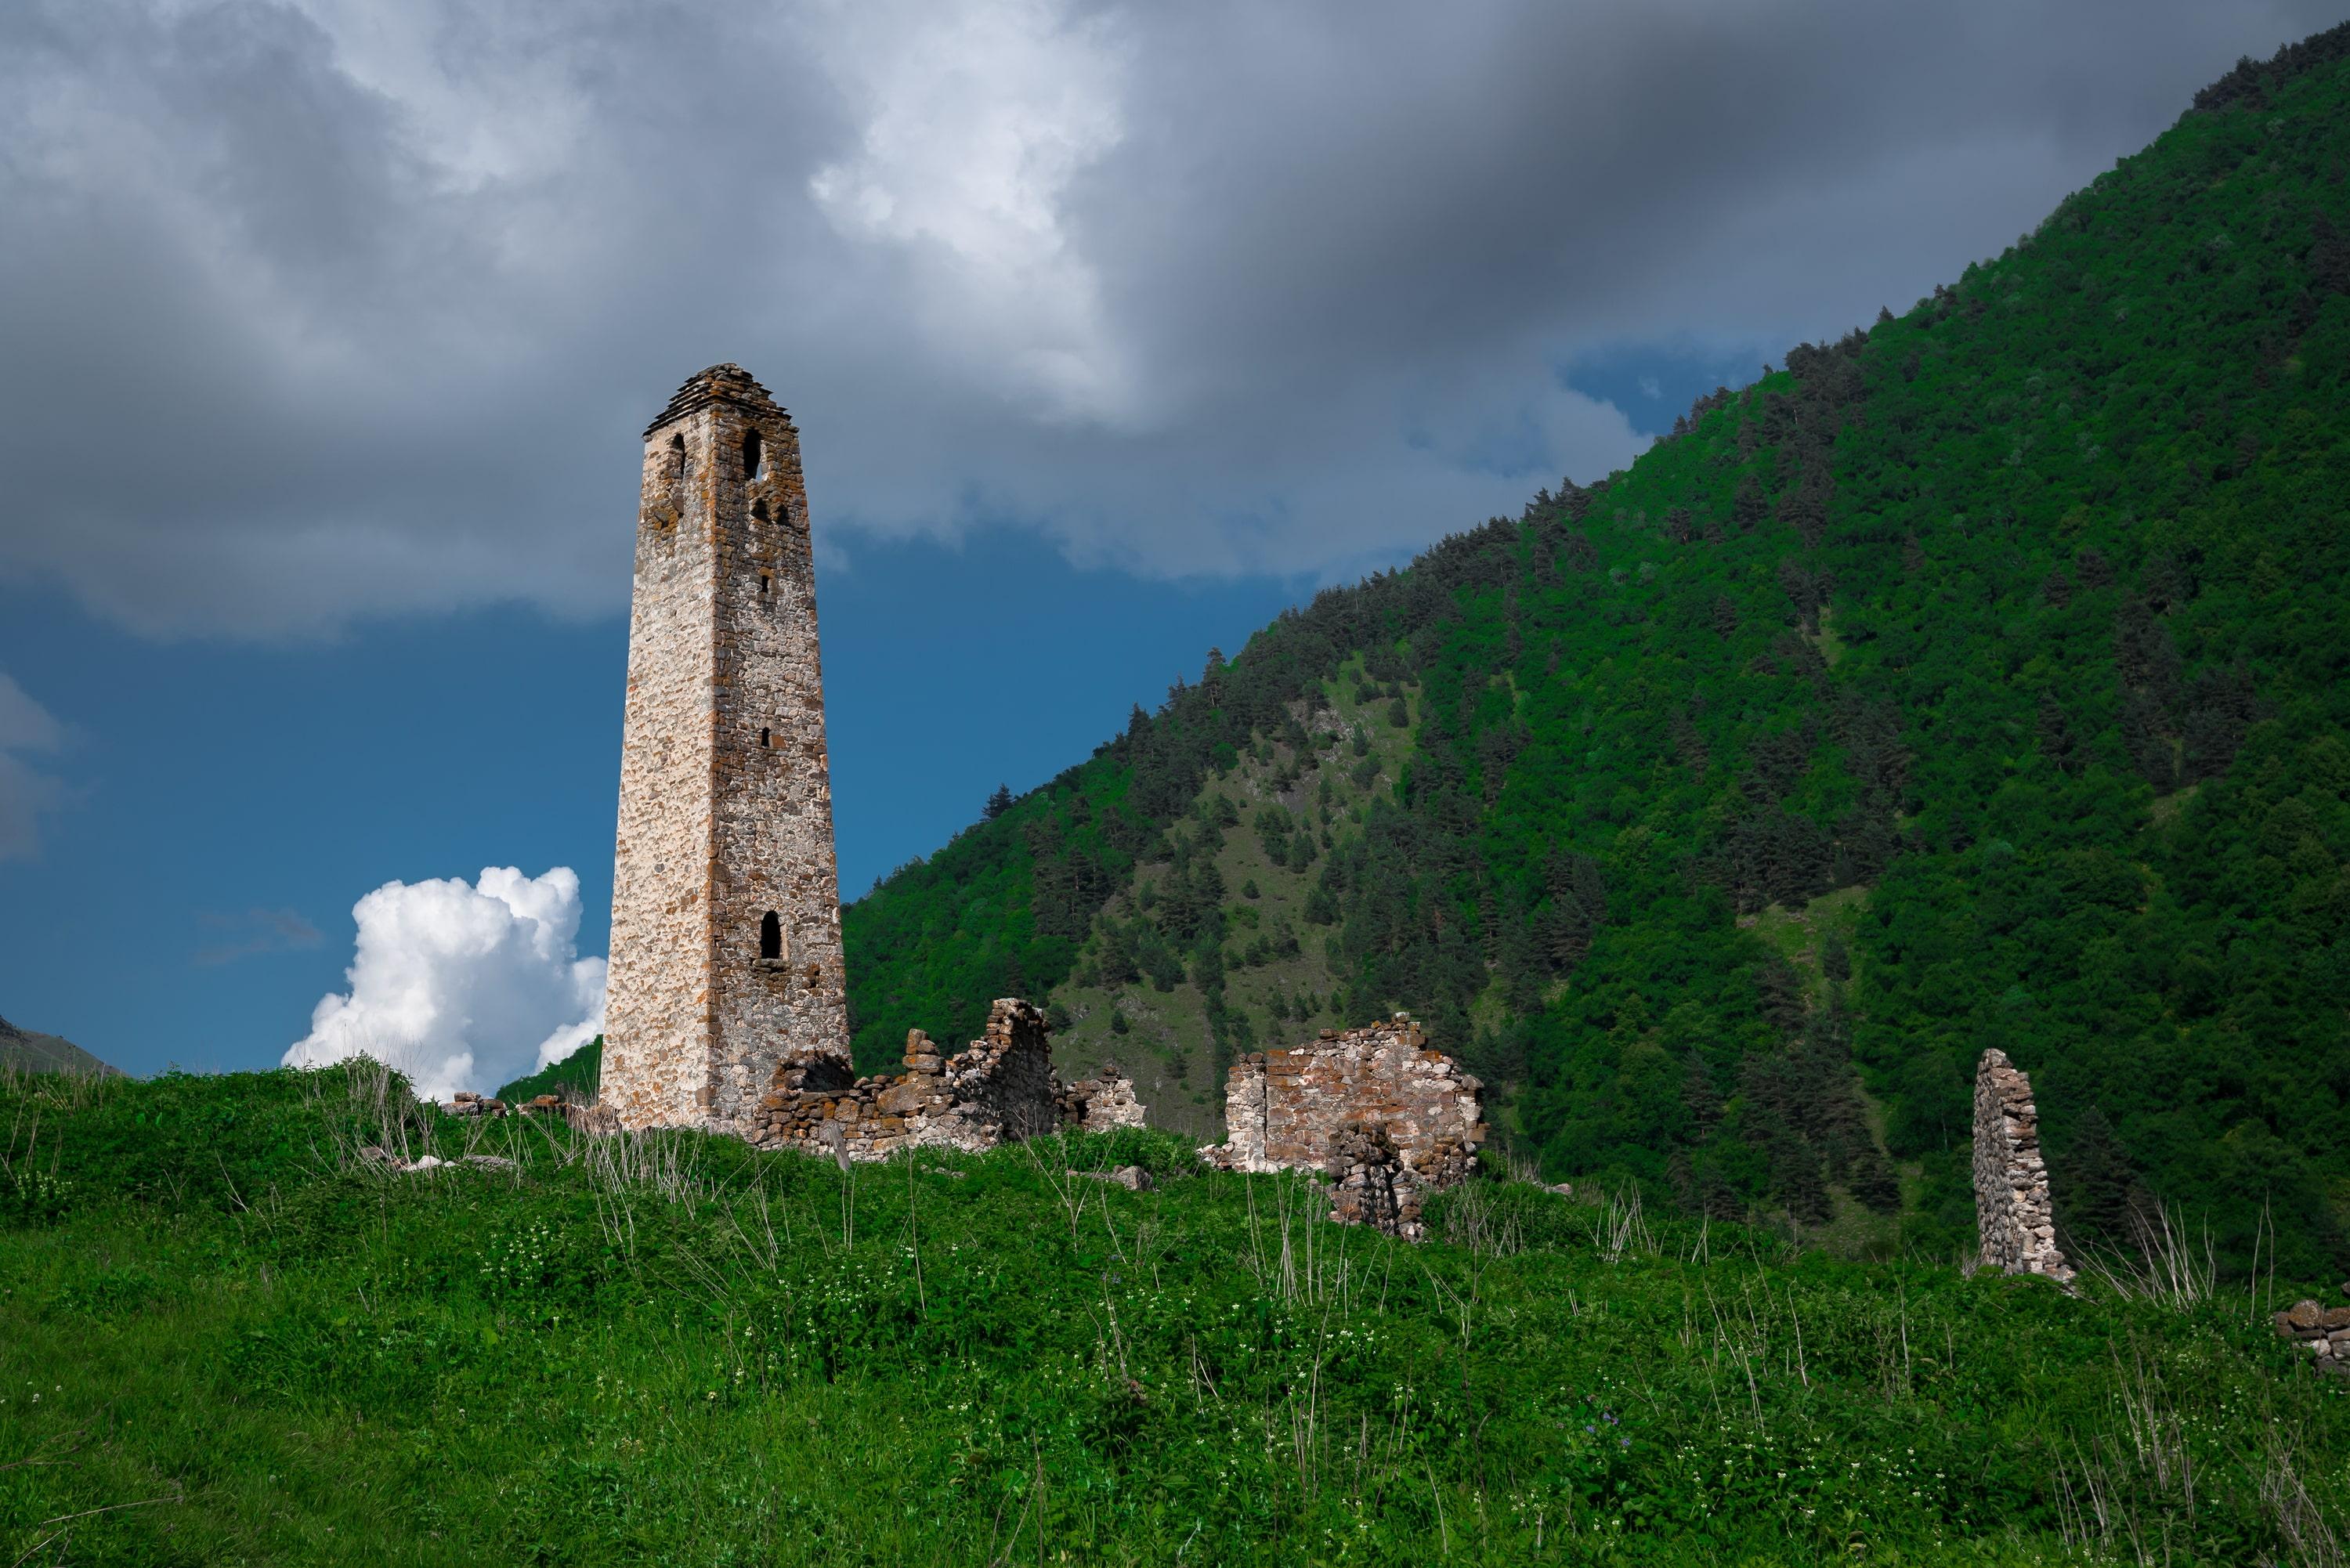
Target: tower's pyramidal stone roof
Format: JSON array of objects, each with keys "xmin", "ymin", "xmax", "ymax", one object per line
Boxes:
[{"xmin": 642, "ymin": 363, "xmax": 786, "ymax": 438}]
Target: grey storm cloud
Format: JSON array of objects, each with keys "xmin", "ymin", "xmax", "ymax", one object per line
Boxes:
[
  {"xmin": 0, "ymin": 672, "xmax": 67, "ymax": 859},
  {"xmin": 0, "ymin": 0, "xmax": 2337, "ymax": 638}
]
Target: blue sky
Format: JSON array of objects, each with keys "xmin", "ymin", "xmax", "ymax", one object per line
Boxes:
[{"xmin": 0, "ymin": 534, "xmax": 1292, "ymax": 1074}]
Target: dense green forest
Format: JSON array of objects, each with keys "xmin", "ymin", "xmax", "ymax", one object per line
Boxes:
[{"xmin": 844, "ymin": 26, "xmax": 2350, "ymax": 1281}]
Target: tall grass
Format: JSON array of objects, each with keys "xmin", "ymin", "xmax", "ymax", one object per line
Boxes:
[
  {"xmin": 2, "ymin": 1064, "xmax": 2344, "ymax": 1565},
  {"xmin": 2074, "ymin": 1203, "xmax": 2222, "ymax": 1312}
]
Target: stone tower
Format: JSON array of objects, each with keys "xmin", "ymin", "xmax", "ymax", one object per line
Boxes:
[{"xmin": 601, "ymin": 364, "xmax": 850, "ymax": 1133}]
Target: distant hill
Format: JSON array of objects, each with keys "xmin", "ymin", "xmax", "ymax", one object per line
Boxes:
[
  {"xmin": 844, "ymin": 22, "xmax": 2350, "ymax": 1280},
  {"xmin": 496, "ymin": 1037, "xmax": 601, "ymax": 1104},
  {"xmin": 0, "ymin": 1014, "xmax": 115, "ymax": 1076}
]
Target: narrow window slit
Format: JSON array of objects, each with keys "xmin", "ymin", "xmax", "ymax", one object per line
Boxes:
[
  {"xmin": 760, "ymin": 726, "xmax": 771, "ymax": 747},
  {"xmin": 759, "ymin": 911, "xmax": 782, "ymax": 960}
]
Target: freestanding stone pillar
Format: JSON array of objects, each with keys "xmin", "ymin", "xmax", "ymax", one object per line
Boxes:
[{"xmin": 1972, "ymin": 1049, "xmax": 2073, "ymax": 1282}]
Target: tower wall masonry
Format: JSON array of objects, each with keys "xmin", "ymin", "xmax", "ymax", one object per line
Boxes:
[{"xmin": 602, "ymin": 366, "xmax": 849, "ymax": 1133}]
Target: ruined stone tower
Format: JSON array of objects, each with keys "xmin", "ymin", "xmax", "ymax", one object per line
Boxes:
[
  {"xmin": 1972, "ymin": 1049, "xmax": 2073, "ymax": 1283},
  {"xmin": 601, "ymin": 365, "xmax": 850, "ymax": 1133}
]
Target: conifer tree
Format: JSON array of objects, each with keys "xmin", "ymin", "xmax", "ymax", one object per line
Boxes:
[
  {"xmin": 2058, "ymin": 1106, "xmax": 2151, "ymax": 1248},
  {"xmin": 1682, "ymin": 1050, "xmax": 1721, "ymax": 1139}
]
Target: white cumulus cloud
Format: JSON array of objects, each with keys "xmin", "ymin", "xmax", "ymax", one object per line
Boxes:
[{"xmin": 284, "ymin": 865, "xmax": 606, "ymax": 1102}]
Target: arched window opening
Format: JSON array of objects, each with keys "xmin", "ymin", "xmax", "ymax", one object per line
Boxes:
[
  {"xmin": 759, "ymin": 911, "xmax": 782, "ymax": 960},
  {"xmin": 649, "ymin": 432, "xmax": 688, "ymax": 532},
  {"xmin": 741, "ymin": 428, "xmax": 765, "ymax": 482},
  {"xmin": 760, "ymin": 726, "xmax": 771, "ymax": 747},
  {"xmin": 759, "ymin": 574, "xmax": 772, "ymax": 596}
]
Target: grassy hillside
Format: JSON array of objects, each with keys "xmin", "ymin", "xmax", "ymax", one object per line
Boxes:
[
  {"xmin": 1041, "ymin": 659, "xmax": 1427, "ymax": 1140},
  {"xmin": 0, "ymin": 1014, "xmax": 113, "ymax": 1077},
  {"xmin": 4, "ymin": 1063, "xmax": 2347, "ymax": 1563},
  {"xmin": 497, "ymin": 1037, "xmax": 602, "ymax": 1105},
  {"xmin": 844, "ymin": 26, "xmax": 2350, "ymax": 1279}
]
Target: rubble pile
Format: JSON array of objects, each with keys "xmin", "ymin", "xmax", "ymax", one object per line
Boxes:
[{"xmin": 2274, "ymin": 1294, "xmax": 2350, "ymax": 1378}]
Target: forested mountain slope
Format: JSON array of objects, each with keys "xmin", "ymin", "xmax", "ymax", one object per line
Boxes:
[{"xmin": 844, "ymin": 25, "xmax": 2350, "ymax": 1278}]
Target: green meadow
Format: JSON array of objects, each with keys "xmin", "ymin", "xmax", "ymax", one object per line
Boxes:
[{"xmin": 4, "ymin": 1063, "xmax": 2343, "ymax": 1564}]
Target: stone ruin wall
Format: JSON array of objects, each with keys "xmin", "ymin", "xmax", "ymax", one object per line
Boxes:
[
  {"xmin": 2273, "ymin": 1294, "xmax": 2350, "ymax": 1379},
  {"xmin": 1325, "ymin": 1122, "xmax": 1426, "ymax": 1240},
  {"xmin": 747, "ymin": 998, "xmax": 1147, "ymax": 1162},
  {"xmin": 1969, "ymin": 1053, "xmax": 2350, "ymax": 1375},
  {"xmin": 1206, "ymin": 1013, "xmax": 1486, "ymax": 1240},
  {"xmin": 1925, "ymin": 1050, "xmax": 2345, "ymax": 1367},
  {"xmin": 1972, "ymin": 1048, "xmax": 2074, "ymax": 1282}
]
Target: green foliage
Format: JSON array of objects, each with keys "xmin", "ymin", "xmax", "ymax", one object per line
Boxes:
[
  {"xmin": 5, "ymin": 1065, "xmax": 2348, "ymax": 1563},
  {"xmin": 497, "ymin": 1036, "xmax": 602, "ymax": 1104},
  {"xmin": 844, "ymin": 759, "xmax": 1140, "ymax": 1068},
  {"xmin": 844, "ymin": 31, "xmax": 2350, "ymax": 1277},
  {"xmin": 0, "ymin": 1167, "xmax": 70, "ymax": 1228}
]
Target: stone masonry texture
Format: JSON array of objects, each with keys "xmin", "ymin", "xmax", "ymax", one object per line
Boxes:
[
  {"xmin": 602, "ymin": 366, "xmax": 850, "ymax": 1134},
  {"xmin": 2271, "ymin": 1292, "xmax": 2350, "ymax": 1379},
  {"xmin": 1972, "ymin": 1049, "xmax": 2074, "ymax": 1282},
  {"xmin": 1206, "ymin": 1014, "xmax": 1485, "ymax": 1240},
  {"xmin": 747, "ymin": 999, "xmax": 1146, "ymax": 1161}
]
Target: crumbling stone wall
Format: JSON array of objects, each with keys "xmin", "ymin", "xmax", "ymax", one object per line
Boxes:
[
  {"xmin": 603, "ymin": 365, "xmax": 849, "ymax": 1135},
  {"xmin": 1972, "ymin": 1049, "xmax": 2074, "ymax": 1282},
  {"xmin": 748, "ymin": 999, "xmax": 1144, "ymax": 1161},
  {"xmin": 1070, "ymin": 1065, "xmax": 1146, "ymax": 1133},
  {"xmin": 1326, "ymin": 1122, "xmax": 1424, "ymax": 1240},
  {"xmin": 1206, "ymin": 1014, "xmax": 1484, "ymax": 1238},
  {"xmin": 2272, "ymin": 1294, "xmax": 2350, "ymax": 1378}
]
